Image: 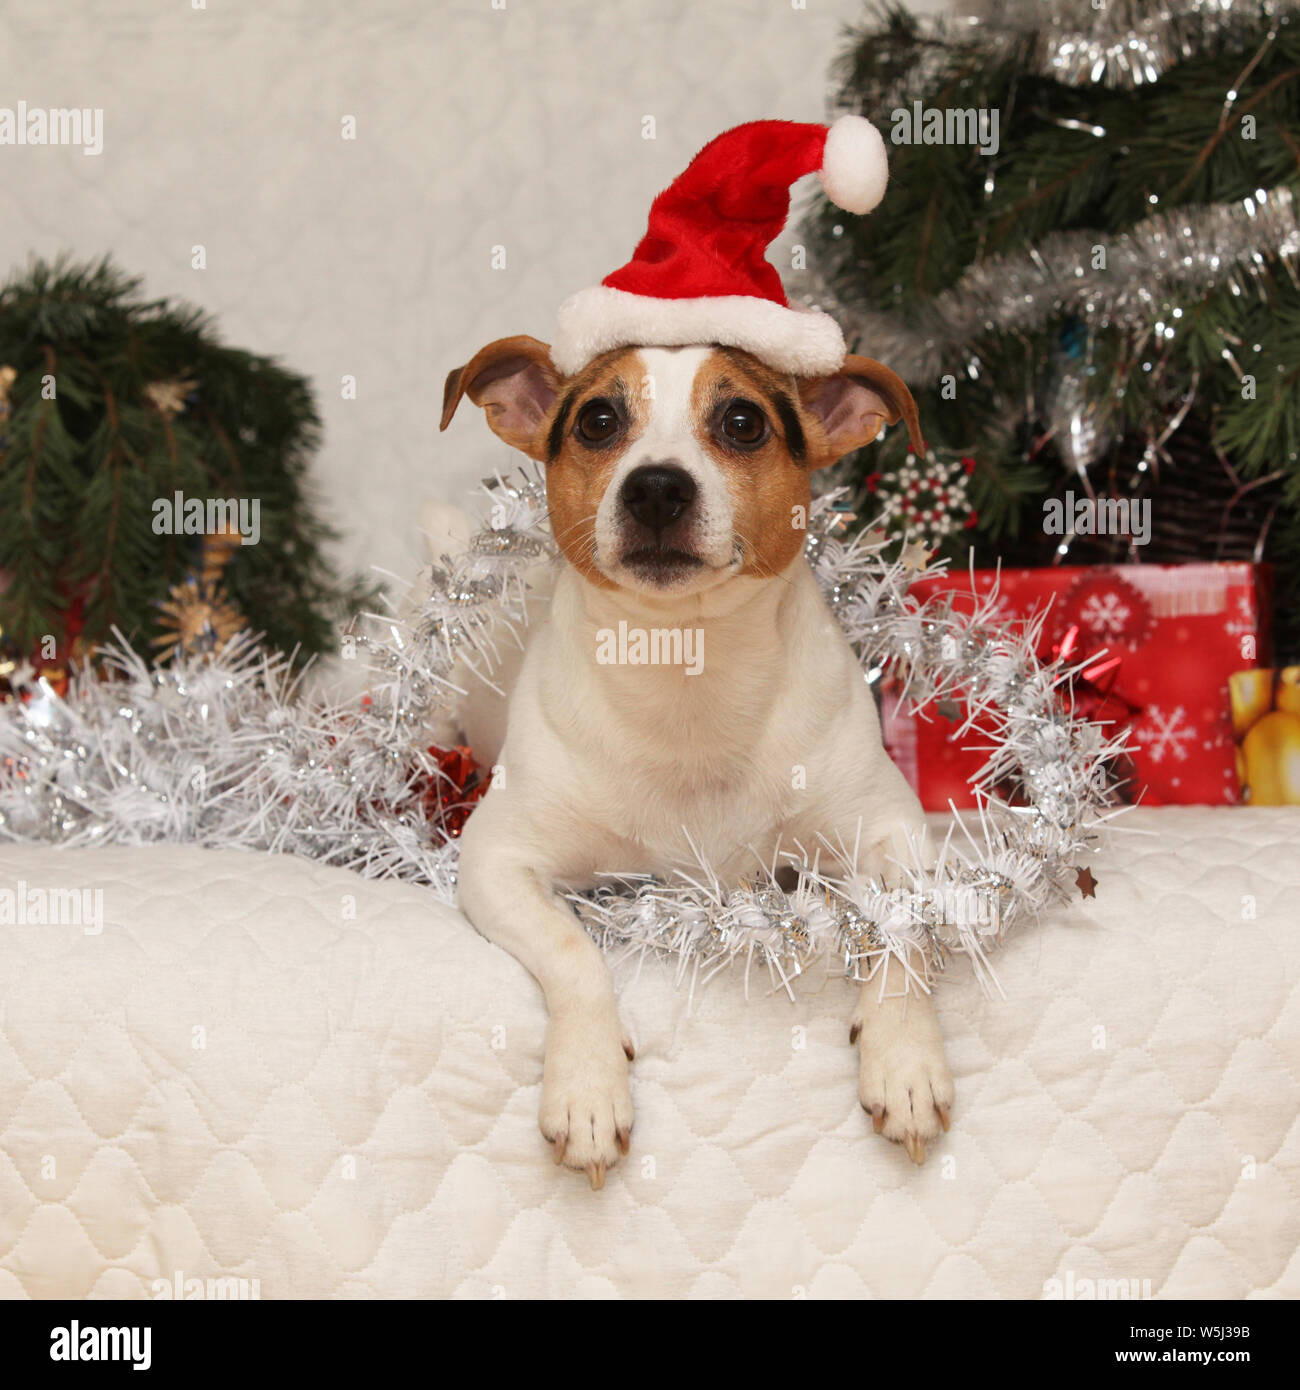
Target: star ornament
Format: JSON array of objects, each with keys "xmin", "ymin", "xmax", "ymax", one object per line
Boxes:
[
  {"xmin": 899, "ymin": 538, "xmax": 933, "ymax": 572},
  {"xmin": 144, "ymin": 376, "xmax": 197, "ymax": 419},
  {"xmin": 151, "ymin": 576, "xmax": 244, "ymax": 663},
  {"xmin": 1075, "ymin": 865, "xmax": 1098, "ymax": 899},
  {"xmin": 4, "ymin": 657, "xmax": 37, "ymax": 691}
]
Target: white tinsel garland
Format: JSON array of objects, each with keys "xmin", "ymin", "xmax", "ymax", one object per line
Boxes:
[{"xmin": 0, "ymin": 473, "xmax": 1127, "ymax": 999}]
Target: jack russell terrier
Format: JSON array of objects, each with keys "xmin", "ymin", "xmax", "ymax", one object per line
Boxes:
[{"xmin": 437, "ymin": 117, "xmax": 954, "ymax": 1188}]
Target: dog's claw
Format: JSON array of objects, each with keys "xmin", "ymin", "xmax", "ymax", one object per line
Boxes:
[
  {"xmin": 904, "ymin": 1133, "xmax": 926, "ymax": 1165},
  {"xmin": 622, "ymin": 1039, "xmax": 636, "ymax": 1061},
  {"xmin": 938, "ymin": 1103, "xmax": 951, "ymax": 1133},
  {"xmin": 616, "ymin": 1125, "xmax": 631, "ymax": 1155},
  {"xmin": 849, "ymin": 1021, "xmax": 861, "ymax": 1045},
  {"xmin": 552, "ymin": 1133, "xmax": 568, "ymax": 1165},
  {"xmin": 869, "ymin": 1103, "xmax": 885, "ymax": 1134},
  {"xmin": 588, "ymin": 1160, "xmax": 606, "ymax": 1191}
]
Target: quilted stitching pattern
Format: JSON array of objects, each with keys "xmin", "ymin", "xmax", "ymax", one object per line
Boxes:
[{"xmin": 1, "ymin": 807, "xmax": 1297, "ymax": 1299}]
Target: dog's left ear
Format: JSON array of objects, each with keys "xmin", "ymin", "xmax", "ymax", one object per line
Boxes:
[
  {"xmin": 439, "ymin": 335, "xmax": 561, "ymax": 461},
  {"xmin": 799, "ymin": 354, "xmax": 923, "ymax": 469}
]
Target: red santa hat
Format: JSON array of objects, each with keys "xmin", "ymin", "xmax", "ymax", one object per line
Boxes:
[{"xmin": 551, "ymin": 115, "xmax": 888, "ymax": 378}]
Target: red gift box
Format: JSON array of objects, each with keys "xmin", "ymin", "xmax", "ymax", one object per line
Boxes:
[{"xmin": 880, "ymin": 563, "xmax": 1272, "ymax": 809}]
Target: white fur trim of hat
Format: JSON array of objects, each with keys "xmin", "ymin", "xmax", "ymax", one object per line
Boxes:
[{"xmin": 551, "ymin": 286, "xmax": 846, "ymax": 378}]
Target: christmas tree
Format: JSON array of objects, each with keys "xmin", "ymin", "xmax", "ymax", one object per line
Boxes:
[
  {"xmin": 798, "ymin": 0, "xmax": 1300, "ymax": 660},
  {"xmin": 0, "ymin": 257, "xmax": 371, "ymax": 672}
]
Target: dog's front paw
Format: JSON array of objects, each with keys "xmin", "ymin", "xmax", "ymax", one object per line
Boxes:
[
  {"xmin": 539, "ymin": 1011, "xmax": 634, "ymax": 1190},
  {"xmin": 851, "ymin": 985, "xmax": 953, "ymax": 1166}
]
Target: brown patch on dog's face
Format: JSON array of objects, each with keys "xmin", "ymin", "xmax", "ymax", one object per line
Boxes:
[
  {"xmin": 687, "ymin": 348, "xmax": 818, "ymax": 578},
  {"xmin": 537, "ymin": 347, "xmax": 650, "ymax": 589},
  {"xmin": 681, "ymin": 347, "xmax": 922, "ymax": 584}
]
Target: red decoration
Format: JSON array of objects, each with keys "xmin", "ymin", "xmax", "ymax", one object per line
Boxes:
[
  {"xmin": 881, "ymin": 562, "xmax": 1272, "ymax": 809},
  {"xmin": 420, "ymin": 744, "xmax": 492, "ymax": 840},
  {"xmin": 0, "ymin": 581, "xmax": 85, "ymax": 701}
]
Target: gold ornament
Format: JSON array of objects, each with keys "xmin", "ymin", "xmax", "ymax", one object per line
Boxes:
[
  {"xmin": 1231, "ymin": 667, "xmax": 1273, "ymax": 739},
  {"xmin": 1275, "ymin": 666, "xmax": 1300, "ymax": 720},
  {"xmin": 152, "ymin": 527, "xmax": 246, "ymax": 663},
  {"xmin": 143, "ymin": 376, "xmax": 197, "ymax": 418},
  {"xmin": 199, "ymin": 520, "xmax": 244, "ymax": 582},
  {"xmin": 0, "ymin": 364, "xmax": 16, "ymax": 424},
  {"xmin": 1241, "ymin": 710, "xmax": 1300, "ymax": 806}
]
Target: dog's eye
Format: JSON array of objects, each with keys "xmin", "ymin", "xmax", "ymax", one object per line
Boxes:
[
  {"xmin": 575, "ymin": 398, "xmax": 621, "ymax": 445},
  {"xmin": 720, "ymin": 400, "xmax": 768, "ymax": 448}
]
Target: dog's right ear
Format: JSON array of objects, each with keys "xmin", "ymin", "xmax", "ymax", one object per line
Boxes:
[{"xmin": 439, "ymin": 335, "xmax": 561, "ymax": 461}]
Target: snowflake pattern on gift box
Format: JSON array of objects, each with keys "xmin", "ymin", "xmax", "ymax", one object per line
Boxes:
[
  {"xmin": 1135, "ymin": 704, "xmax": 1196, "ymax": 764},
  {"xmin": 1054, "ymin": 571, "xmax": 1153, "ymax": 653},
  {"xmin": 1079, "ymin": 589, "xmax": 1131, "ymax": 638}
]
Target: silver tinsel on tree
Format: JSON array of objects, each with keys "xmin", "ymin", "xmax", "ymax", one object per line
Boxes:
[
  {"xmin": 796, "ymin": 186, "xmax": 1299, "ymax": 479},
  {"xmin": 903, "ymin": 0, "xmax": 1300, "ymax": 94},
  {"xmin": 0, "ymin": 474, "xmax": 1127, "ymax": 1000},
  {"xmin": 799, "ymin": 188, "xmax": 1300, "ymax": 386}
]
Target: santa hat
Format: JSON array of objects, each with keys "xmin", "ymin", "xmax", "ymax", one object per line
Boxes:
[{"xmin": 551, "ymin": 115, "xmax": 888, "ymax": 378}]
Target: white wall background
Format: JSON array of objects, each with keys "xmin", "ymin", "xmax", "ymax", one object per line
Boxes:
[{"xmin": 2, "ymin": 0, "xmax": 943, "ymax": 595}]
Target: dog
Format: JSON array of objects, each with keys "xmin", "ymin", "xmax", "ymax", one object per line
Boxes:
[{"xmin": 439, "ymin": 334, "xmax": 954, "ymax": 1188}]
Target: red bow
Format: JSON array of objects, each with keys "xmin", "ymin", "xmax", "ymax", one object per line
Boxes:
[{"xmin": 1053, "ymin": 623, "xmax": 1141, "ymax": 728}]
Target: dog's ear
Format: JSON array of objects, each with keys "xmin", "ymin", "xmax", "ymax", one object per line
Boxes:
[
  {"xmin": 799, "ymin": 354, "xmax": 923, "ymax": 469},
  {"xmin": 439, "ymin": 335, "xmax": 561, "ymax": 459}
]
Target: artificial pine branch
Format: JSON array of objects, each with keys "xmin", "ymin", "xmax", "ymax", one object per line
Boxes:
[{"xmin": 0, "ymin": 255, "xmax": 375, "ymax": 664}]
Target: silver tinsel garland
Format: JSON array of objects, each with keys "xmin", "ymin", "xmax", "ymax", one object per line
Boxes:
[
  {"xmin": 0, "ymin": 475, "xmax": 1126, "ymax": 999},
  {"xmin": 878, "ymin": 0, "xmax": 1299, "ymax": 96},
  {"xmin": 800, "ymin": 187, "xmax": 1300, "ymax": 385}
]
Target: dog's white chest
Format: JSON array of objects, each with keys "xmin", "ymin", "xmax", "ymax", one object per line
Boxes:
[{"xmin": 506, "ymin": 561, "xmax": 881, "ymax": 879}]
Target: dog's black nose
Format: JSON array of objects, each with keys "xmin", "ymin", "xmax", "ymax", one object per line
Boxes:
[{"xmin": 620, "ymin": 464, "xmax": 697, "ymax": 533}]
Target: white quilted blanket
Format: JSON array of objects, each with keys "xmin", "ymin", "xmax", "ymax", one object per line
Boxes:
[{"xmin": 2, "ymin": 807, "xmax": 1297, "ymax": 1299}]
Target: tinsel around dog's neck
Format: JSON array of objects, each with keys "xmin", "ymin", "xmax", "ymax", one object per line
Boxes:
[{"xmin": 0, "ymin": 469, "xmax": 1125, "ymax": 1001}]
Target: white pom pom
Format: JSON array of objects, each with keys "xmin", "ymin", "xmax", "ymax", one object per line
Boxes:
[{"xmin": 818, "ymin": 114, "xmax": 888, "ymax": 216}]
